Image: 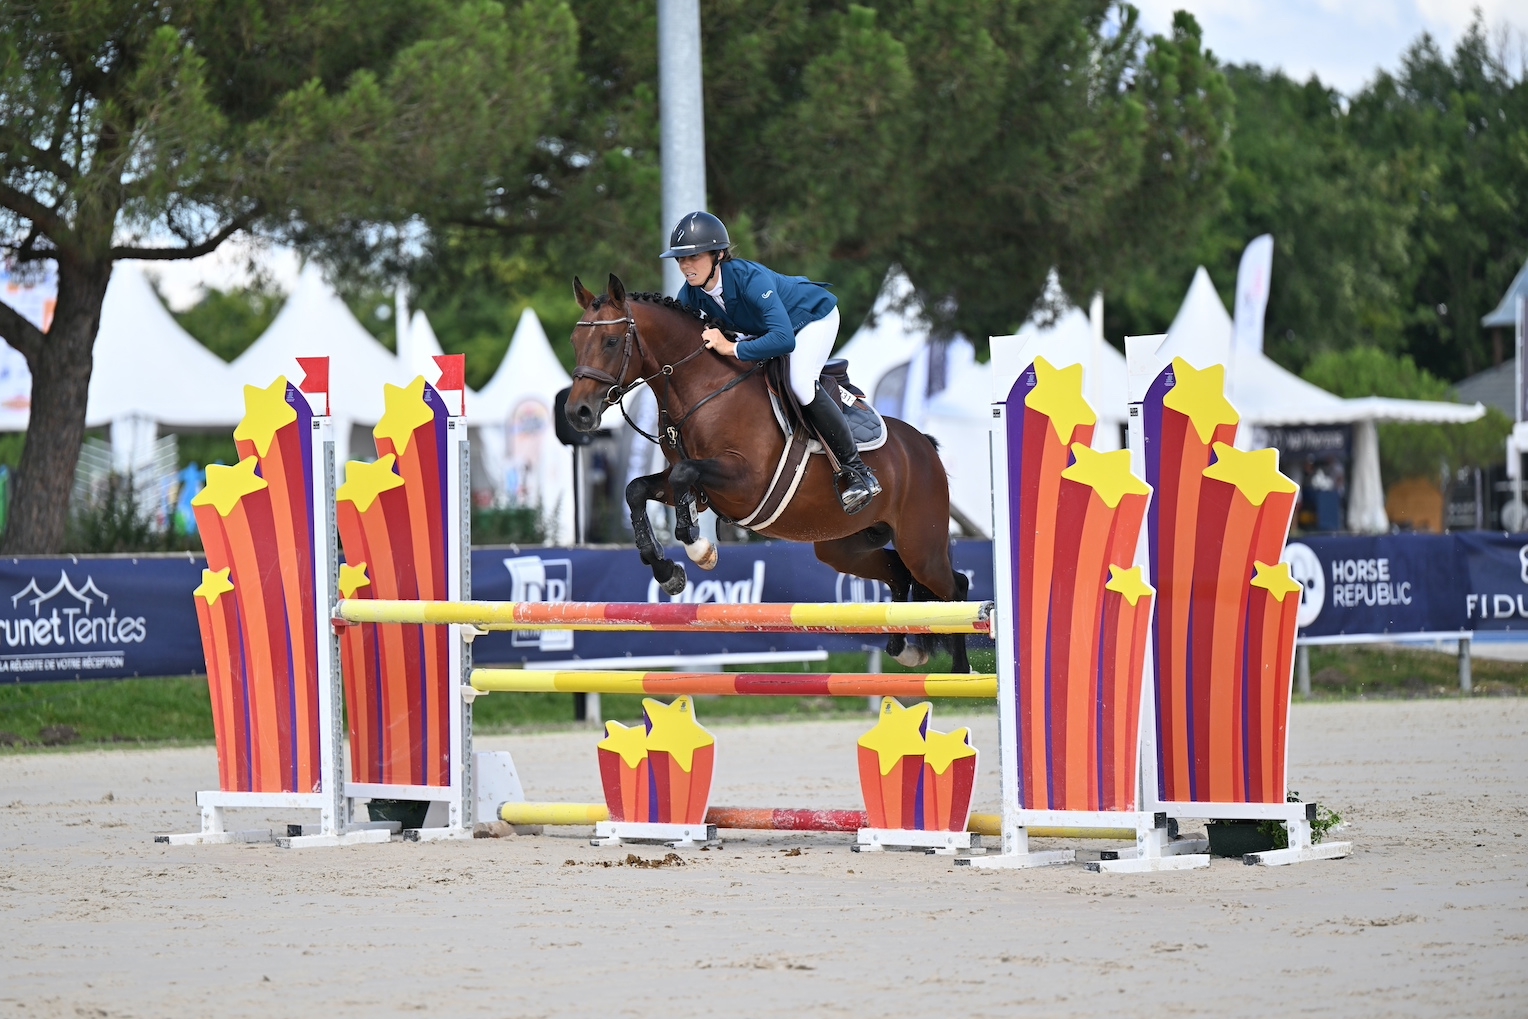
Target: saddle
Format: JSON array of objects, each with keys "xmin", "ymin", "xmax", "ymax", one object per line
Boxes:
[{"xmin": 738, "ymin": 358, "xmax": 887, "ymax": 531}]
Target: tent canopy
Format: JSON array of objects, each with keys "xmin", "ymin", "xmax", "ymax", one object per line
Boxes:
[
  {"xmin": 231, "ymin": 264, "xmax": 405, "ymax": 424},
  {"xmin": 473, "ymin": 308, "xmax": 571, "ymax": 425},
  {"xmin": 1482, "ymin": 256, "xmax": 1528, "ymax": 328},
  {"xmin": 87, "ymin": 265, "xmax": 244, "ymax": 429},
  {"xmin": 834, "ymin": 269, "xmax": 931, "ymax": 398}
]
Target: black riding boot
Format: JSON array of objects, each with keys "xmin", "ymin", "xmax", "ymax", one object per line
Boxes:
[{"xmin": 804, "ymin": 383, "xmax": 882, "ymax": 514}]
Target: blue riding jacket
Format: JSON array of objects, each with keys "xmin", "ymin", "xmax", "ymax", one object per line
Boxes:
[{"xmin": 676, "ymin": 258, "xmax": 836, "ymax": 361}]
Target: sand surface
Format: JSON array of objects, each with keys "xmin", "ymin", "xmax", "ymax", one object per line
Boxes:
[{"xmin": 2, "ymin": 699, "xmax": 1526, "ymax": 1017}]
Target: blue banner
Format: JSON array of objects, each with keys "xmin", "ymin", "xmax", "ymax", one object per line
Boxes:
[
  {"xmin": 466, "ymin": 540, "xmax": 997, "ymax": 666},
  {"xmin": 10, "ymin": 532, "xmax": 1522, "ymax": 682},
  {"xmin": 1281, "ymin": 533, "xmax": 1528, "ymax": 637},
  {"xmin": 0, "ymin": 555, "xmax": 206, "ymax": 682}
]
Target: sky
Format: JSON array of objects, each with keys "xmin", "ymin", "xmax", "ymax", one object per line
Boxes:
[
  {"xmin": 142, "ymin": 0, "xmax": 1528, "ymax": 308},
  {"xmin": 1135, "ymin": 0, "xmax": 1528, "ymax": 94}
]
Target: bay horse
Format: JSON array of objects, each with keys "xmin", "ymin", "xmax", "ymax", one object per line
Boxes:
[{"xmin": 564, "ymin": 274, "xmax": 970, "ymax": 672}]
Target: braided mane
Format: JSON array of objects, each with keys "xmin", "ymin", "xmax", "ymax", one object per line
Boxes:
[{"xmin": 592, "ymin": 291, "xmax": 716, "ymax": 326}]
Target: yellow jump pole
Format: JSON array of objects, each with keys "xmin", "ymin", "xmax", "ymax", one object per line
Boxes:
[{"xmin": 469, "ymin": 670, "xmax": 998, "ymax": 699}]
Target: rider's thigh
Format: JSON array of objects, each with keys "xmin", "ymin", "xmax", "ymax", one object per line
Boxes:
[{"xmin": 788, "ymin": 306, "xmax": 840, "ymax": 403}]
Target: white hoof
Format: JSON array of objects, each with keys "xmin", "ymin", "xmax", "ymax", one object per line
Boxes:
[
  {"xmin": 894, "ymin": 646, "xmax": 930, "ymax": 668},
  {"xmin": 684, "ymin": 539, "xmax": 718, "ymax": 571}
]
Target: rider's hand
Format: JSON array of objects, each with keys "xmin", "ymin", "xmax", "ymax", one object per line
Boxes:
[{"xmin": 703, "ymin": 327, "xmax": 738, "ymax": 357}]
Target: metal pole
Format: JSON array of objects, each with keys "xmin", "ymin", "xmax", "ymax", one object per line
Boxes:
[
  {"xmin": 1459, "ymin": 637, "xmax": 1473, "ymax": 694},
  {"xmin": 1296, "ymin": 643, "xmax": 1311, "ymax": 698},
  {"xmin": 571, "ymin": 446, "xmax": 583, "ymax": 545},
  {"xmin": 658, "ymin": 0, "xmax": 707, "ymax": 297},
  {"xmin": 866, "ymin": 646, "xmax": 882, "ymax": 713}
]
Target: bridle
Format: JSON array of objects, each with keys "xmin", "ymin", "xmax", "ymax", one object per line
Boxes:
[{"xmin": 570, "ymin": 304, "xmax": 764, "ymax": 455}]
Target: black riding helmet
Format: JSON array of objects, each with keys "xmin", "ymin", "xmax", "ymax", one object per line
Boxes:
[{"xmin": 660, "ymin": 211, "xmax": 730, "ymax": 258}]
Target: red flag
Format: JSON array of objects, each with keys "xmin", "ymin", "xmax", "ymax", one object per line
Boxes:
[
  {"xmin": 433, "ymin": 354, "xmax": 465, "ymax": 392},
  {"xmin": 295, "ymin": 357, "xmax": 330, "ymax": 415}
]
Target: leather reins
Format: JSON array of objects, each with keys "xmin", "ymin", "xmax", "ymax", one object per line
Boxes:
[{"xmin": 571, "ymin": 307, "xmax": 764, "ymax": 457}]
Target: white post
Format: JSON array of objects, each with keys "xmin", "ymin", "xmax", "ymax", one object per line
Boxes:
[{"xmin": 658, "ymin": 0, "xmax": 707, "ymax": 297}]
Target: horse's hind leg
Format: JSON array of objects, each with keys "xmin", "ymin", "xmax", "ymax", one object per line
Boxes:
[
  {"xmin": 626, "ymin": 470, "xmax": 687, "ymax": 596},
  {"xmin": 812, "ymin": 531, "xmax": 927, "ymax": 667}
]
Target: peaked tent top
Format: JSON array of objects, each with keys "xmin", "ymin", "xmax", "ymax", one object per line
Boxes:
[
  {"xmin": 472, "ymin": 307, "xmax": 572, "ymax": 424},
  {"xmin": 835, "ymin": 268, "xmax": 931, "ymax": 396},
  {"xmin": 86, "ymin": 265, "xmax": 245, "ymax": 428},
  {"xmin": 231, "ymin": 264, "xmax": 406, "ymax": 423},
  {"xmin": 1482, "ymin": 257, "xmax": 1528, "ymax": 328}
]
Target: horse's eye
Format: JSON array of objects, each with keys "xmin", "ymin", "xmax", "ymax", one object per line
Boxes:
[{"xmin": 604, "ymin": 335, "xmax": 618, "ymax": 349}]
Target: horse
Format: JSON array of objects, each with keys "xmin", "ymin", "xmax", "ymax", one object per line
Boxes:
[{"xmin": 563, "ymin": 274, "xmax": 971, "ymax": 672}]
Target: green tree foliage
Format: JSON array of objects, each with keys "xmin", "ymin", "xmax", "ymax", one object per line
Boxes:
[
  {"xmin": 0, "ymin": 0, "xmax": 577, "ymax": 551},
  {"xmin": 404, "ymin": 1, "xmax": 1234, "ymax": 376},
  {"xmin": 1303, "ymin": 347, "xmax": 1511, "ymax": 484}
]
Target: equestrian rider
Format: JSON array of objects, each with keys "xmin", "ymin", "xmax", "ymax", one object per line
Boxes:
[{"xmin": 662, "ymin": 211, "xmax": 883, "ymax": 514}]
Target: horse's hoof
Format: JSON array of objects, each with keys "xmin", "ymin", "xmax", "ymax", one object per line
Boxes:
[
  {"xmin": 684, "ymin": 539, "xmax": 718, "ymax": 571},
  {"xmin": 661, "ymin": 564, "xmax": 688, "ymax": 596},
  {"xmin": 894, "ymin": 645, "xmax": 930, "ymax": 668}
]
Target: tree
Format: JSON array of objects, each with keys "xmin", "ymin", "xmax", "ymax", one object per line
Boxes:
[{"xmin": 0, "ymin": 0, "xmax": 576, "ymax": 551}]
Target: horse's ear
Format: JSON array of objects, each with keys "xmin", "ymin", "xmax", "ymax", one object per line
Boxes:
[
  {"xmin": 607, "ymin": 273, "xmax": 627, "ymax": 306},
  {"xmin": 573, "ymin": 276, "xmax": 595, "ymax": 310}
]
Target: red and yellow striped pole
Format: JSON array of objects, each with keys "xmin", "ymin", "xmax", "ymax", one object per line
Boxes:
[{"xmin": 469, "ymin": 670, "xmax": 997, "ymax": 698}]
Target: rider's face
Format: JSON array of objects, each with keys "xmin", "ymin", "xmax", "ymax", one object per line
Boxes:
[{"xmin": 677, "ymin": 253, "xmax": 718, "ymax": 287}]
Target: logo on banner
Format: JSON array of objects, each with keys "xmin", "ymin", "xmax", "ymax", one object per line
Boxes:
[
  {"xmin": 648, "ymin": 560, "xmax": 766, "ymax": 604},
  {"xmin": 1466, "ymin": 542, "xmax": 1528, "ymax": 621},
  {"xmin": 1281, "ymin": 543, "xmax": 1325, "ymax": 628},
  {"xmin": 504, "ymin": 556, "xmax": 573, "ymax": 652},
  {"xmin": 0, "ymin": 571, "xmax": 143, "ymax": 674}
]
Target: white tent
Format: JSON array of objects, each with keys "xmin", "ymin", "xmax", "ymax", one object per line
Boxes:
[
  {"xmin": 1130, "ymin": 266, "xmax": 1485, "ymax": 533},
  {"xmin": 835, "ymin": 269, "xmax": 932, "ymax": 408},
  {"xmin": 85, "ymin": 265, "xmax": 246, "ymax": 471},
  {"xmin": 232, "ymin": 264, "xmax": 406, "ymax": 468},
  {"xmin": 473, "ymin": 308, "xmax": 575, "ymax": 544}
]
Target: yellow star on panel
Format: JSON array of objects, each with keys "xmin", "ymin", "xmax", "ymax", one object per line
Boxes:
[
  {"xmin": 598, "ymin": 720, "xmax": 650, "ymax": 769},
  {"xmin": 374, "ymin": 376, "xmax": 435, "ymax": 456},
  {"xmin": 1202, "ymin": 442, "xmax": 1298, "ymax": 507},
  {"xmin": 336, "ymin": 454, "xmax": 405, "ymax": 513},
  {"xmin": 1105, "ymin": 564, "xmax": 1155, "ymax": 606},
  {"xmin": 339, "ymin": 562, "xmax": 371, "ymax": 599},
  {"xmin": 642, "ymin": 695, "xmax": 715, "ymax": 773},
  {"xmin": 1161, "ymin": 357, "xmax": 1240, "ymax": 444},
  {"xmin": 1024, "ymin": 357, "xmax": 1097, "ymax": 445},
  {"xmin": 191, "ymin": 456, "xmax": 268, "ymax": 517},
  {"xmin": 1061, "ymin": 443, "xmax": 1151, "ymax": 508},
  {"xmin": 923, "ymin": 727, "xmax": 976, "ymax": 776},
  {"xmin": 1250, "ymin": 560, "xmax": 1304, "ymax": 602},
  {"xmin": 857, "ymin": 697, "xmax": 931, "ymax": 776},
  {"xmin": 193, "ymin": 567, "xmax": 235, "ymax": 607},
  {"xmin": 232, "ymin": 377, "xmax": 297, "ymax": 458}
]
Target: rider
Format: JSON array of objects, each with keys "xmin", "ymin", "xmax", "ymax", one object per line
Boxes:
[{"xmin": 661, "ymin": 211, "xmax": 882, "ymax": 514}]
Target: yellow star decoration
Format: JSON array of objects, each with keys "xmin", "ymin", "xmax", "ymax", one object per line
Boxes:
[
  {"xmin": 336, "ymin": 455, "xmax": 406, "ymax": 513},
  {"xmin": 338, "ymin": 562, "xmax": 371, "ymax": 599},
  {"xmin": 193, "ymin": 567, "xmax": 235, "ymax": 607},
  {"xmin": 1024, "ymin": 357, "xmax": 1097, "ymax": 445},
  {"xmin": 374, "ymin": 376, "xmax": 435, "ymax": 456},
  {"xmin": 232, "ymin": 377, "xmax": 297, "ymax": 458},
  {"xmin": 1250, "ymin": 560, "xmax": 1304, "ymax": 602},
  {"xmin": 858, "ymin": 697, "xmax": 931, "ymax": 776},
  {"xmin": 1202, "ymin": 442, "xmax": 1298, "ymax": 507},
  {"xmin": 1105, "ymin": 564, "xmax": 1155, "ymax": 606},
  {"xmin": 1161, "ymin": 357, "xmax": 1239, "ymax": 444},
  {"xmin": 922, "ymin": 727, "xmax": 976, "ymax": 776},
  {"xmin": 642, "ymin": 695, "xmax": 715, "ymax": 772},
  {"xmin": 191, "ymin": 456, "xmax": 268, "ymax": 517},
  {"xmin": 1061, "ymin": 443, "xmax": 1151, "ymax": 509},
  {"xmin": 597, "ymin": 720, "xmax": 650, "ymax": 769}
]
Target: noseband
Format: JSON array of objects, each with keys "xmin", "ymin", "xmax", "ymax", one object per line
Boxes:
[{"xmin": 570, "ymin": 306, "xmax": 764, "ymax": 454}]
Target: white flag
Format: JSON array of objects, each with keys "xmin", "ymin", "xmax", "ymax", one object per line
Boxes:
[{"xmin": 1233, "ymin": 234, "xmax": 1274, "ymax": 354}]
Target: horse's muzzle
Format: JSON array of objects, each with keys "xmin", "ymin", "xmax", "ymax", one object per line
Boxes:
[{"xmin": 566, "ymin": 400, "xmax": 599, "ymax": 433}]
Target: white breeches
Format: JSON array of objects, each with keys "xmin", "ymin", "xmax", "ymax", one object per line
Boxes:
[{"xmin": 788, "ymin": 307, "xmax": 841, "ymax": 404}]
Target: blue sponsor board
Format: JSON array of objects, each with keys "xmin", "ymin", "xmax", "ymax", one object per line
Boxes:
[
  {"xmin": 0, "ymin": 555, "xmax": 206, "ymax": 682},
  {"xmin": 13, "ymin": 532, "xmax": 1522, "ymax": 682},
  {"xmin": 466, "ymin": 540, "xmax": 997, "ymax": 666},
  {"xmin": 1282, "ymin": 533, "xmax": 1528, "ymax": 637}
]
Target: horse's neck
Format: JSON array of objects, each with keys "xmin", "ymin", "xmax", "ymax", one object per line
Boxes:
[{"xmin": 633, "ymin": 303, "xmax": 773, "ymax": 440}]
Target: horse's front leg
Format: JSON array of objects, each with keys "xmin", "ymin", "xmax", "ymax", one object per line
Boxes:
[
  {"xmin": 626, "ymin": 469, "xmax": 687, "ymax": 596},
  {"xmin": 670, "ymin": 459, "xmax": 718, "ymax": 571}
]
